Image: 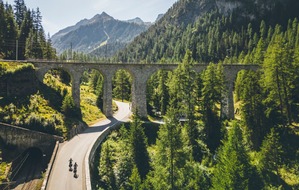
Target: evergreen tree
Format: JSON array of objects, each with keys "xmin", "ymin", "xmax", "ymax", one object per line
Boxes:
[
  {"xmin": 25, "ymin": 28, "xmax": 43, "ymax": 59},
  {"xmin": 263, "ymin": 27, "xmax": 293, "ymax": 125},
  {"xmin": 258, "ymin": 128, "xmax": 283, "ymax": 184},
  {"xmin": 240, "ymin": 70, "xmax": 267, "ymax": 149},
  {"xmin": 0, "ymin": 1, "xmax": 5, "ymax": 58},
  {"xmin": 201, "ymin": 63, "xmax": 223, "ymax": 152},
  {"xmin": 168, "ymin": 50, "xmax": 202, "ymax": 160},
  {"xmin": 114, "ymin": 126, "xmax": 133, "ymax": 189},
  {"xmin": 98, "ymin": 142, "xmax": 117, "ymax": 190},
  {"xmin": 61, "ymin": 93, "xmax": 79, "ymax": 117},
  {"xmin": 89, "ymin": 70, "xmax": 104, "ymax": 109},
  {"xmin": 129, "ymin": 115, "xmax": 150, "ymax": 179},
  {"xmin": 13, "ymin": 0, "xmax": 26, "ymax": 27},
  {"xmin": 44, "ymin": 33, "xmax": 56, "ymax": 59},
  {"xmin": 33, "ymin": 7, "xmax": 42, "ymax": 31},
  {"xmin": 129, "ymin": 165, "xmax": 142, "ymax": 190},
  {"xmin": 18, "ymin": 9, "xmax": 33, "ymax": 60},
  {"xmin": 157, "ymin": 70, "xmax": 169, "ymax": 115},
  {"xmin": 212, "ymin": 121, "xmax": 253, "ymax": 190},
  {"xmin": 3, "ymin": 3, "xmax": 18, "ymax": 59},
  {"xmin": 148, "ymin": 108, "xmax": 187, "ymax": 190},
  {"xmin": 113, "ymin": 70, "xmax": 131, "ymax": 101}
]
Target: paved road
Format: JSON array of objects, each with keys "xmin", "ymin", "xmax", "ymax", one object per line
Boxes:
[{"xmin": 46, "ymin": 101, "xmax": 131, "ymax": 190}]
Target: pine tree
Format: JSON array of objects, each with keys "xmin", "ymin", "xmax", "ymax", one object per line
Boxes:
[
  {"xmin": 61, "ymin": 93, "xmax": 79, "ymax": 117},
  {"xmin": 44, "ymin": 33, "xmax": 56, "ymax": 59},
  {"xmin": 168, "ymin": 50, "xmax": 203, "ymax": 160},
  {"xmin": 33, "ymin": 7, "xmax": 42, "ymax": 31},
  {"xmin": 263, "ymin": 28, "xmax": 293, "ymax": 125},
  {"xmin": 212, "ymin": 121, "xmax": 252, "ymax": 190},
  {"xmin": 240, "ymin": 70, "xmax": 267, "ymax": 149},
  {"xmin": 18, "ymin": 9, "xmax": 33, "ymax": 60},
  {"xmin": 258, "ymin": 128, "xmax": 283, "ymax": 183},
  {"xmin": 114, "ymin": 125, "xmax": 133, "ymax": 189},
  {"xmin": 129, "ymin": 165, "xmax": 142, "ymax": 190},
  {"xmin": 13, "ymin": 0, "xmax": 26, "ymax": 27},
  {"xmin": 25, "ymin": 29, "xmax": 43, "ymax": 59},
  {"xmin": 148, "ymin": 108, "xmax": 187, "ymax": 190},
  {"xmin": 113, "ymin": 70, "xmax": 131, "ymax": 101},
  {"xmin": 201, "ymin": 63, "xmax": 223, "ymax": 152},
  {"xmin": 129, "ymin": 115, "xmax": 150, "ymax": 179},
  {"xmin": 0, "ymin": 1, "xmax": 5, "ymax": 58},
  {"xmin": 3, "ymin": 3, "xmax": 18, "ymax": 59},
  {"xmin": 157, "ymin": 70, "xmax": 169, "ymax": 115},
  {"xmin": 98, "ymin": 142, "xmax": 117, "ymax": 190}
]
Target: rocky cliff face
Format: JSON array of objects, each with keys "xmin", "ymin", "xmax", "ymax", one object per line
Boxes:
[{"xmin": 51, "ymin": 12, "xmax": 150, "ymax": 55}]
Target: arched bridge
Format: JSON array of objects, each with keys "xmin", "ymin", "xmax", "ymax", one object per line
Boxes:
[{"xmin": 31, "ymin": 61, "xmax": 259, "ymax": 119}]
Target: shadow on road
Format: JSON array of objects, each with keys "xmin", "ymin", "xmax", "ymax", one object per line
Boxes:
[{"xmin": 82, "ymin": 117, "xmax": 122, "ymax": 134}]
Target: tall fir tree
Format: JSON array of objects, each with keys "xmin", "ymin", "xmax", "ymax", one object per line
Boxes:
[
  {"xmin": 113, "ymin": 70, "xmax": 131, "ymax": 101},
  {"xmin": 263, "ymin": 27, "xmax": 293, "ymax": 126},
  {"xmin": 201, "ymin": 63, "xmax": 223, "ymax": 152},
  {"xmin": 240, "ymin": 70, "xmax": 267, "ymax": 150},
  {"xmin": 168, "ymin": 50, "xmax": 202, "ymax": 161},
  {"xmin": 148, "ymin": 108, "xmax": 188, "ymax": 190},
  {"xmin": 13, "ymin": 0, "xmax": 26, "ymax": 28},
  {"xmin": 0, "ymin": 1, "xmax": 5, "ymax": 57},
  {"xmin": 258, "ymin": 128, "xmax": 284, "ymax": 184},
  {"xmin": 3, "ymin": 3, "xmax": 18, "ymax": 59},
  {"xmin": 98, "ymin": 142, "xmax": 117, "ymax": 190},
  {"xmin": 129, "ymin": 115, "xmax": 150, "ymax": 179},
  {"xmin": 212, "ymin": 121, "xmax": 253, "ymax": 190},
  {"xmin": 18, "ymin": 9, "xmax": 33, "ymax": 60}
]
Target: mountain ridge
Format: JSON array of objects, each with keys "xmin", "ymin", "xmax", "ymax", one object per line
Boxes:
[
  {"xmin": 116, "ymin": 0, "xmax": 299, "ymax": 63},
  {"xmin": 51, "ymin": 12, "xmax": 153, "ymax": 55}
]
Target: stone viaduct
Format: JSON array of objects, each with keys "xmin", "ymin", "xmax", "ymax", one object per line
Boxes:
[{"xmin": 31, "ymin": 61, "xmax": 259, "ymax": 119}]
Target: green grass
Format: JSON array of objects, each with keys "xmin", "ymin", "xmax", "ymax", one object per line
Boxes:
[{"xmin": 80, "ymin": 85, "xmax": 105, "ymax": 125}]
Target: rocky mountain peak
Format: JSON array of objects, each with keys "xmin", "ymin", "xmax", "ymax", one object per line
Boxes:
[{"xmin": 126, "ymin": 17, "xmax": 145, "ymax": 25}]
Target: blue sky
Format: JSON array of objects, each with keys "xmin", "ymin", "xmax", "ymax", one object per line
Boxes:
[{"xmin": 5, "ymin": 0, "xmax": 178, "ymax": 36}]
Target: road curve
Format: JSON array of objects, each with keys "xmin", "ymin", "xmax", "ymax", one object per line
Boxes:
[{"xmin": 46, "ymin": 101, "xmax": 131, "ymax": 190}]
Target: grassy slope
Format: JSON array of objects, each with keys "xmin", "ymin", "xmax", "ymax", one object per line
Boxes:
[{"xmin": 0, "ymin": 61, "xmax": 105, "ymax": 136}]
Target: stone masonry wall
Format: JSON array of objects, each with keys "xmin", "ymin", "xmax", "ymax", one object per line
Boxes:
[{"xmin": 0, "ymin": 122, "xmax": 63, "ymax": 153}]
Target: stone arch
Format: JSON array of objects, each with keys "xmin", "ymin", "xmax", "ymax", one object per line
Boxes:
[
  {"xmin": 128, "ymin": 66, "xmax": 163, "ymax": 118},
  {"xmin": 112, "ymin": 69, "xmax": 133, "ymax": 102},
  {"xmin": 33, "ymin": 63, "xmax": 84, "ymax": 109},
  {"xmin": 79, "ymin": 67, "xmax": 107, "ymax": 120}
]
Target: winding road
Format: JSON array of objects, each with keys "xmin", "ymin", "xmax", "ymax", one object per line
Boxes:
[{"xmin": 46, "ymin": 101, "xmax": 131, "ymax": 190}]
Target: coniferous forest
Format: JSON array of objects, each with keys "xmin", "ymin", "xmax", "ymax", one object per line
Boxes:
[
  {"xmin": 0, "ymin": 0, "xmax": 299, "ymax": 189},
  {"xmin": 95, "ymin": 1, "xmax": 299, "ymax": 189},
  {"xmin": 0, "ymin": 0, "xmax": 56, "ymax": 60}
]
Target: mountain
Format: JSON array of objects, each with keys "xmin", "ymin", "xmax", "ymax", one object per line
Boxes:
[
  {"xmin": 116, "ymin": 0, "xmax": 299, "ymax": 63},
  {"xmin": 51, "ymin": 12, "xmax": 150, "ymax": 55},
  {"xmin": 126, "ymin": 17, "xmax": 151, "ymax": 26}
]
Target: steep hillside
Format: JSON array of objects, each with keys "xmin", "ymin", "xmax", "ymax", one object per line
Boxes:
[
  {"xmin": 116, "ymin": 0, "xmax": 299, "ymax": 63},
  {"xmin": 51, "ymin": 12, "xmax": 150, "ymax": 55}
]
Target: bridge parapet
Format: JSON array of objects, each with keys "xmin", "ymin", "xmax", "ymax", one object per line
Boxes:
[{"xmin": 0, "ymin": 122, "xmax": 63, "ymax": 154}]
